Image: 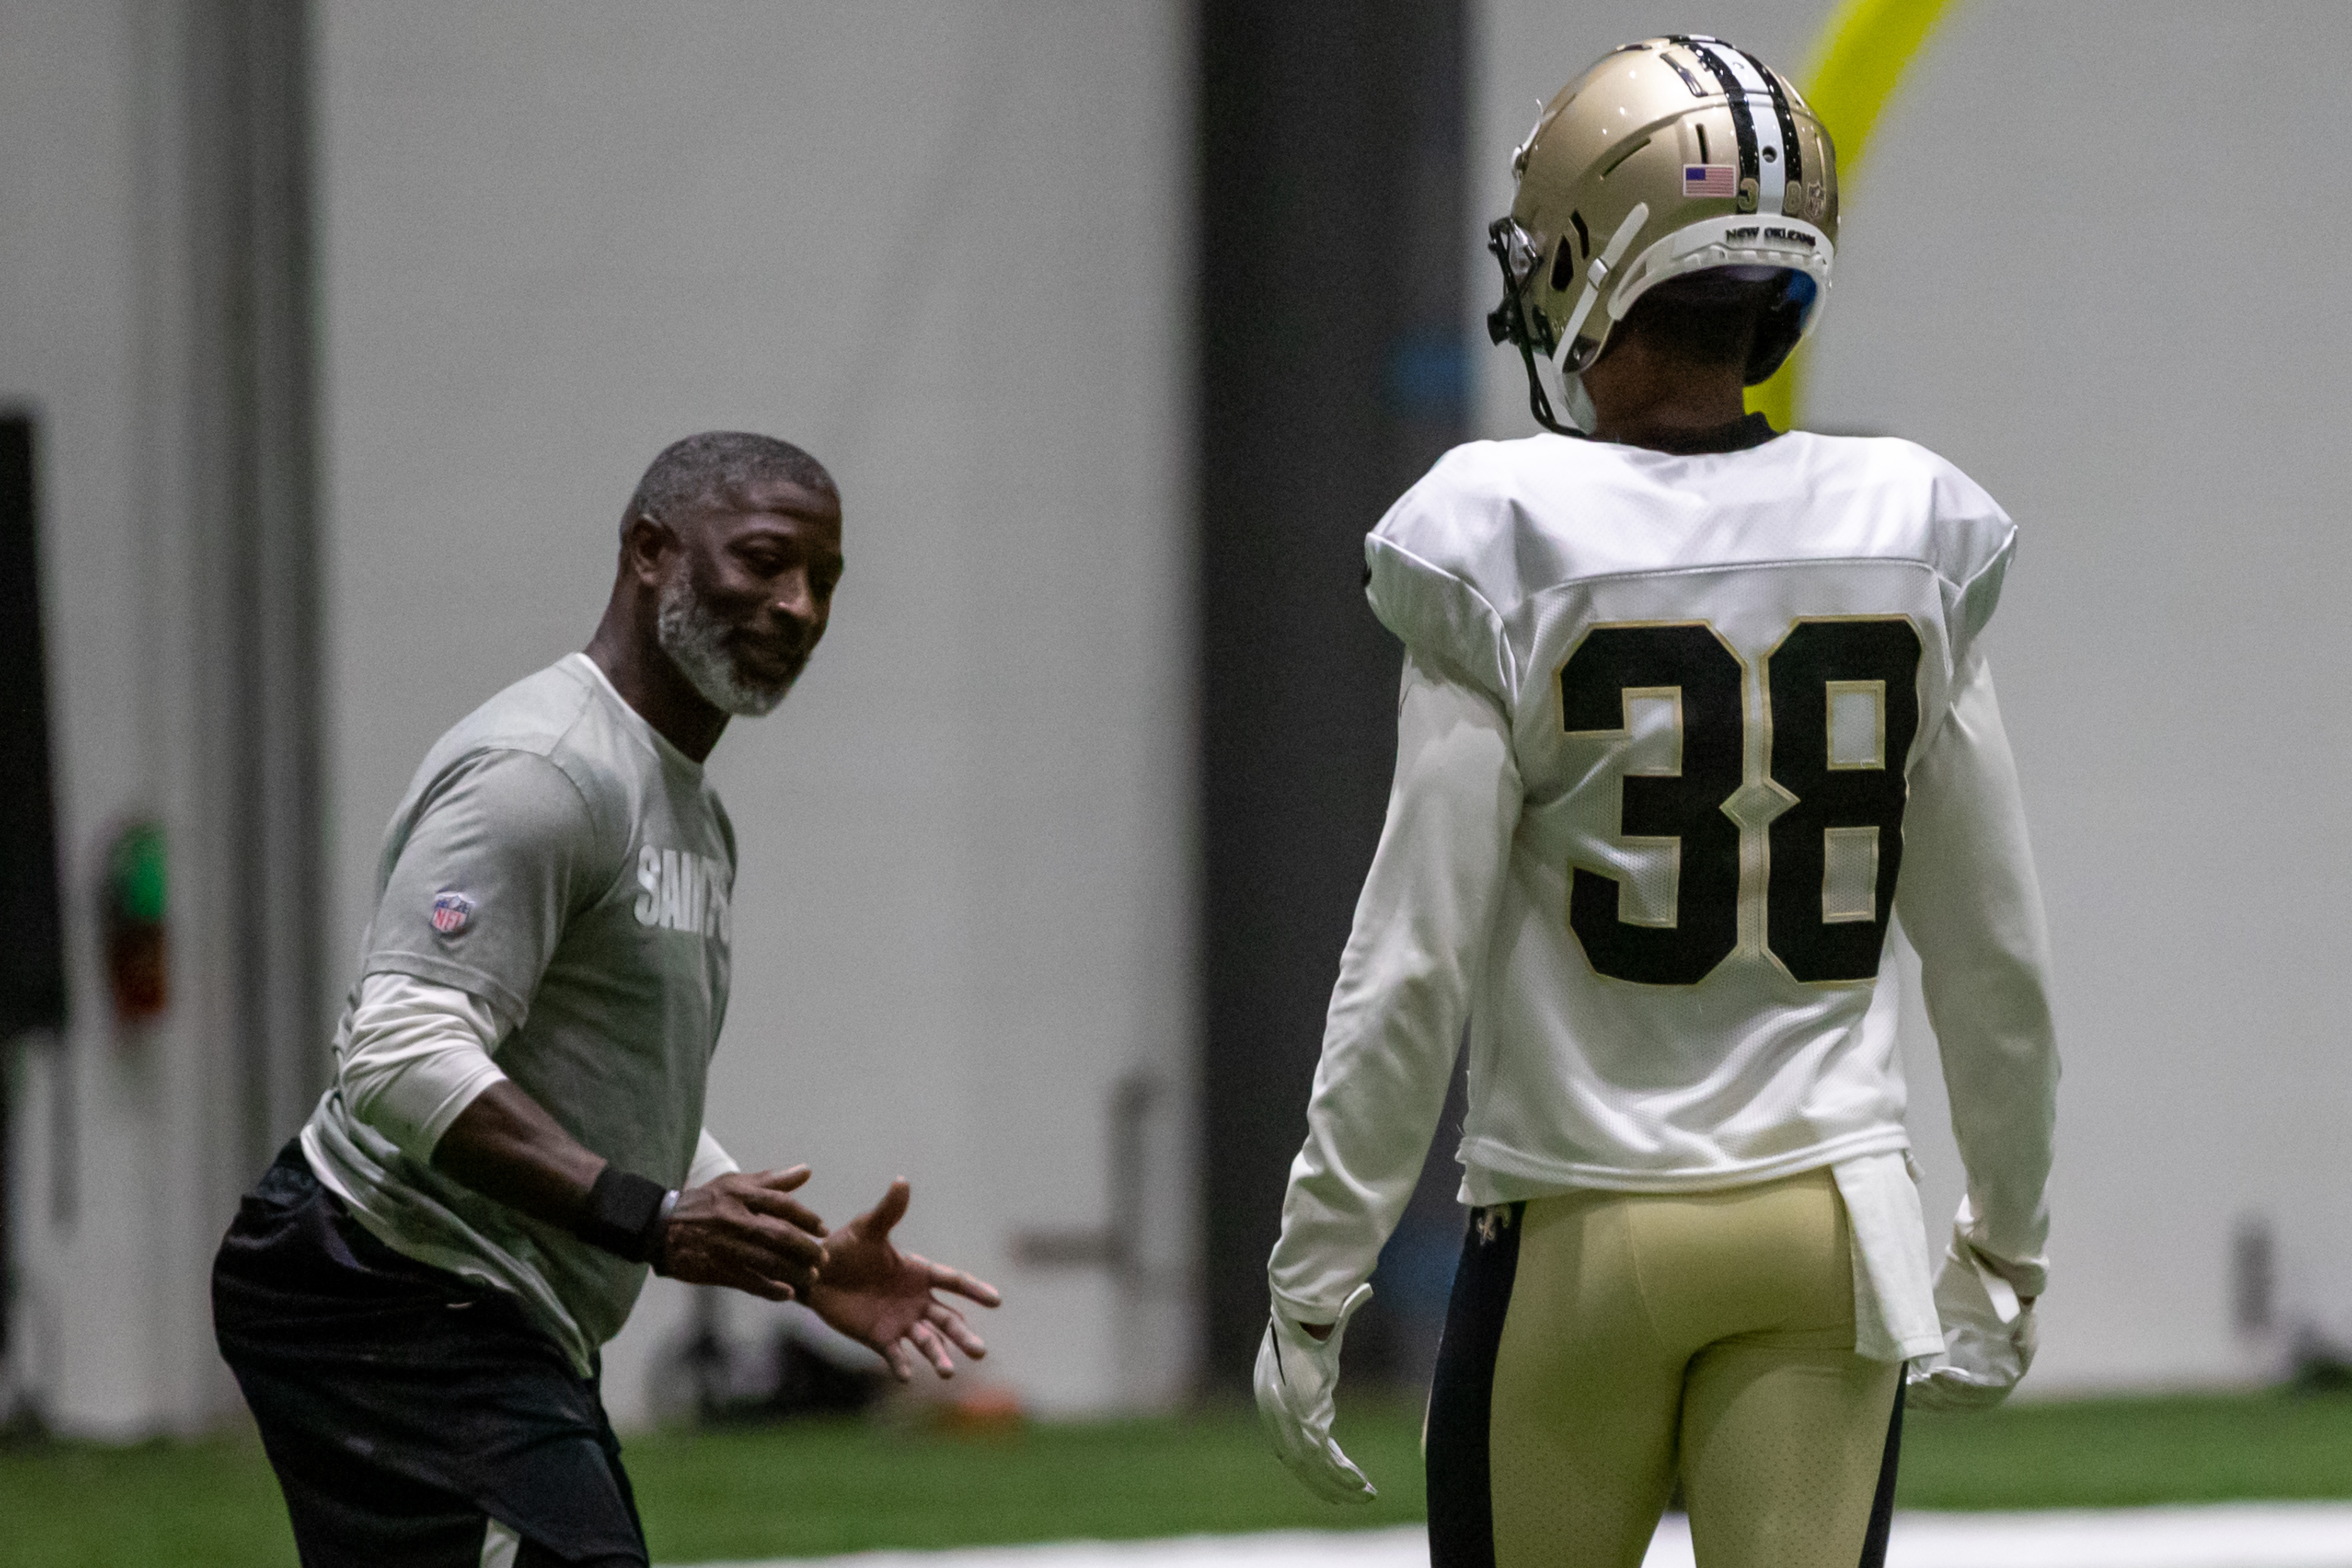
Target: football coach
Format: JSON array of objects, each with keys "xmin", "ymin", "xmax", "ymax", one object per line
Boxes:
[{"xmin": 212, "ymin": 432, "xmax": 999, "ymax": 1568}]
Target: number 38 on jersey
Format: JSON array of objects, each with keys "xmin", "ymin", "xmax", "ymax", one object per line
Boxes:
[{"xmin": 1559, "ymin": 616, "xmax": 1922, "ymax": 988}]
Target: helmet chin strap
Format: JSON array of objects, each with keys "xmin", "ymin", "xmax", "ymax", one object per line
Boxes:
[
  {"xmin": 1561, "ymin": 372, "xmax": 1598, "ymax": 434},
  {"xmin": 1535, "ymin": 345, "xmax": 1600, "ymax": 435},
  {"xmin": 1552, "ymin": 201, "xmax": 1651, "ymax": 353},
  {"xmin": 1488, "ymin": 217, "xmax": 1590, "ymax": 441},
  {"xmin": 1518, "ymin": 299, "xmax": 1609, "ymax": 434},
  {"xmin": 1489, "ymin": 205, "xmax": 1651, "ymax": 441},
  {"xmin": 1510, "ymin": 331, "xmax": 1586, "ymax": 440}
]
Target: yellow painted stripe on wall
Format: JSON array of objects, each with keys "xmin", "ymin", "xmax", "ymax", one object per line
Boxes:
[{"xmin": 1748, "ymin": 0, "xmax": 1961, "ymax": 430}]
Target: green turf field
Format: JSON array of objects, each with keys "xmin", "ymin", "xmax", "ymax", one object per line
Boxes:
[{"xmin": 5, "ymin": 1389, "xmax": 2350, "ymax": 1567}]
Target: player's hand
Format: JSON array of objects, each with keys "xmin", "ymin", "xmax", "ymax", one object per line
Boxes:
[
  {"xmin": 1253, "ymin": 1283, "xmax": 1377, "ymax": 1503},
  {"xmin": 659, "ymin": 1166, "xmax": 829, "ymax": 1301},
  {"xmin": 1908, "ymin": 1233, "xmax": 2038, "ymax": 1411},
  {"xmin": 803, "ymin": 1178, "xmax": 1001, "ymax": 1380}
]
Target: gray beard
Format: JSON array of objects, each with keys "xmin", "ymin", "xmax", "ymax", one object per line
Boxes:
[{"xmin": 655, "ymin": 573, "xmax": 794, "ymax": 717}]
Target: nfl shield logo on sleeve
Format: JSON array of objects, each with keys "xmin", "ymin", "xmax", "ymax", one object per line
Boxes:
[{"xmin": 431, "ymin": 890, "xmax": 475, "ymax": 935}]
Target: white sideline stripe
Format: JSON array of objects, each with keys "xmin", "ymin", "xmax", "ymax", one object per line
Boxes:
[
  {"xmin": 678, "ymin": 1532, "xmax": 1410, "ymax": 1568},
  {"xmin": 481, "ymin": 1517, "xmax": 522, "ymax": 1568},
  {"xmin": 673, "ymin": 1504, "xmax": 2352, "ymax": 1568}
]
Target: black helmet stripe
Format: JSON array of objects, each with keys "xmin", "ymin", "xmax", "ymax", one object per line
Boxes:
[
  {"xmin": 1736, "ymin": 47, "xmax": 1804, "ymax": 199},
  {"xmin": 1698, "ymin": 41, "xmax": 1789, "ymax": 215},
  {"xmin": 1685, "ymin": 37, "xmax": 1793, "ymax": 216},
  {"xmin": 1669, "ymin": 36, "xmax": 1758, "ymax": 207}
]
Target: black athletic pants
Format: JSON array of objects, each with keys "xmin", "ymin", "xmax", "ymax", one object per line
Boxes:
[{"xmin": 212, "ymin": 1142, "xmax": 650, "ymax": 1568}]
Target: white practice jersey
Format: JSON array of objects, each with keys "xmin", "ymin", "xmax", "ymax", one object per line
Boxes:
[{"xmin": 1268, "ymin": 430, "xmax": 2060, "ymax": 1361}]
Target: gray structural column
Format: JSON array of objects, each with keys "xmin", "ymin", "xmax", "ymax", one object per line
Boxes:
[
  {"xmin": 1195, "ymin": 0, "xmax": 1470, "ymax": 1386},
  {"xmin": 179, "ymin": 0, "xmax": 328, "ymax": 1182},
  {"xmin": 155, "ymin": 0, "xmax": 326, "ymax": 1426},
  {"xmin": 1, "ymin": 0, "xmax": 323, "ymax": 1432}
]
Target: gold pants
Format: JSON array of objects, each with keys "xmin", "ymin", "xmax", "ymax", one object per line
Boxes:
[{"xmin": 1425, "ymin": 1169, "xmax": 1903, "ymax": 1568}]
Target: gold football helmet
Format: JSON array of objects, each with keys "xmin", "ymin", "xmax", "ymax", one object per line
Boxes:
[{"xmin": 1487, "ymin": 36, "xmax": 1838, "ymax": 435}]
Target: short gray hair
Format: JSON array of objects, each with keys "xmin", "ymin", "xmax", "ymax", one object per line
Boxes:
[{"xmin": 622, "ymin": 431, "xmax": 835, "ymax": 538}]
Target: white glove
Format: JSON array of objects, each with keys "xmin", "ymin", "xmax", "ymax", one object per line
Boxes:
[
  {"xmin": 1908, "ymin": 1229, "xmax": 2037, "ymax": 1411},
  {"xmin": 1253, "ymin": 1283, "xmax": 1377, "ymax": 1503}
]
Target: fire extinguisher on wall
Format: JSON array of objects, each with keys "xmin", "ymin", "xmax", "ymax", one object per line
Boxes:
[{"xmin": 105, "ymin": 819, "xmax": 166, "ymax": 1023}]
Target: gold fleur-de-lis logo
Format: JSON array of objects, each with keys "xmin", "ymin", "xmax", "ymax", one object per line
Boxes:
[{"xmin": 1475, "ymin": 1207, "xmax": 1513, "ymax": 1246}]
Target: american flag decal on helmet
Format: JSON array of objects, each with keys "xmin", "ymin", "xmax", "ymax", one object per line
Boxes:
[
  {"xmin": 1684, "ymin": 164, "xmax": 1736, "ymax": 198},
  {"xmin": 431, "ymin": 890, "xmax": 475, "ymax": 935}
]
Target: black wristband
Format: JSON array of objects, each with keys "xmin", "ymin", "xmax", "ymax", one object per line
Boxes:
[{"xmin": 578, "ymin": 1167, "xmax": 672, "ymax": 1266}]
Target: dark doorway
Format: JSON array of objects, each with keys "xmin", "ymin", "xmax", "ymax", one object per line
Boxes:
[{"xmin": 0, "ymin": 412, "xmax": 68, "ymax": 1367}]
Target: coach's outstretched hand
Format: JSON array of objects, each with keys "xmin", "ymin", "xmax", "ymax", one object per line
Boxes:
[
  {"xmin": 806, "ymin": 1178, "xmax": 1002, "ymax": 1380},
  {"xmin": 660, "ymin": 1167, "xmax": 831, "ymax": 1302}
]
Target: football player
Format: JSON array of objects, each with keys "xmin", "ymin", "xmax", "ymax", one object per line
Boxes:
[{"xmin": 1253, "ymin": 37, "xmax": 2058, "ymax": 1568}]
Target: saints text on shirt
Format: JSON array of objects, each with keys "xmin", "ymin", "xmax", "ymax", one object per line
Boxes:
[{"xmin": 633, "ymin": 845, "xmax": 732, "ymax": 942}]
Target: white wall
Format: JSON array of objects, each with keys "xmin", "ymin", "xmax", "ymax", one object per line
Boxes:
[
  {"xmin": 315, "ymin": 1, "xmax": 1196, "ymax": 1421},
  {"xmin": 0, "ymin": 0, "xmax": 160, "ymax": 1436},
  {"xmin": 0, "ymin": 0, "xmax": 257, "ymax": 1435},
  {"xmin": 1475, "ymin": 1, "xmax": 2352, "ymax": 1389}
]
